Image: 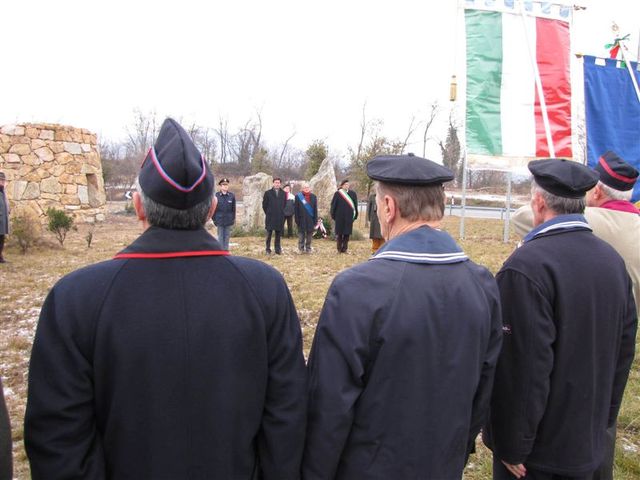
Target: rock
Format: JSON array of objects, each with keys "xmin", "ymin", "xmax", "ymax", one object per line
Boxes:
[
  {"xmin": 49, "ymin": 142, "xmax": 65, "ymax": 154},
  {"xmin": 22, "ymin": 182, "xmax": 40, "ymax": 200},
  {"xmin": 34, "ymin": 147, "xmax": 55, "ymax": 162},
  {"xmin": 9, "ymin": 143, "xmax": 31, "ymax": 155},
  {"xmin": 1, "ymin": 125, "xmax": 25, "ymax": 136},
  {"xmin": 21, "ymin": 154, "xmax": 41, "ymax": 166},
  {"xmin": 30, "ymin": 139, "xmax": 46, "ymax": 150},
  {"xmin": 12, "ymin": 181, "xmax": 28, "ymax": 200},
  {"xmin": 2, "ymin": 153, "xmax": 21, "ymax": 163},
  {"xmin": 39, "ymin": 130, "xmax": 55, "ymax": 140},
  {"xmin": 25, "ymin": 127, "xmax": 40, "ymax": 139},
  {"xmin": 309, "ymin": 156, "xmax": 337, "ymax": 219},
  {"xmin": 41, "ymin": 176, "xmax": 62, "ymax": 194},
  {"xmin": 95, "ymin": 213, "xmax": 106, "ymax": 222},
  {"xmin": 63, "ymin": 142, "xmax": 82, "ymax": 154},
  {"xmin": 241, "ymin": 172, "xmax": 272, "ymax": 231},
  {"xmin": 54, "ymin": 152, "xmax": 74, "ymax": 165},
  {"xmin": 78, "ymin": 185, "xmax": 89, "ymax": 204},
  {"xmin": 0, "ymin": 143, "xmax": 9, "ymax": 154},
  {"xmin": 81, "ymin": 143, "xmax": 92, "ymax": 153}
]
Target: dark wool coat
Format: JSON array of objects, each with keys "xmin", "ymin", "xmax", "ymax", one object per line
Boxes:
[
  {"xmin": 284, "ymin": 193, "xmax": 295, "ymax": 217},
  {"xmin": 262, "ymin": 188, "xmax": 286, "ymax": 231},
  {"xmin": 213, "ymin": 191, "xmax": 236, "ymax": 227},
  {"xmin": 366, "ymin": 193, "xmax": 383, "ymax": 240},
  {"xmin": 25, "ymin": 227, "xmax": 307, "ymax": 480},
  {"xmin": 294, "ymin": 193, "xmax": 318, "ymax": 233},
  {"xmin": 0, "ymin": 188, "xmax": 8, "ymax": 235},
  {"xmin": 330, "ymin": 189, "xmax": 358, "ymax": 236},
  {"xmin": 303, "ymin": 226, "xmax": 503, "ymax": 480},
  {"xmin": 0, "ymin": 377, "xmax": 12, "ymax": 480},
  {"xmin": 484, "ymin": 216, "xmax": 637, "ymax": 477}
]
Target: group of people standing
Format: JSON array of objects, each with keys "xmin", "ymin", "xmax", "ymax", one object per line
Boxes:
[{"xmin": 1, "ymin": 118, "xmax": 637, "ymax": 480}]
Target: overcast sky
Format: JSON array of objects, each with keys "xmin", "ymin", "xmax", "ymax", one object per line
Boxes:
[{"xmin": 2, "ymin": 0, "xmax": 638, "ymax": 161}]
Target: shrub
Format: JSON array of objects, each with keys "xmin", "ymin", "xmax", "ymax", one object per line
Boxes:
[
  {"xmin": 85, "ymin": 225, "xmax": 95, "ymax": 248},
  {"xmin": 11, "ymin": 212, "xmax": 40, "ymax": 254},
  {"xmin": 46, "ymin": 208, "xmax": 75, "ymax": 246}
]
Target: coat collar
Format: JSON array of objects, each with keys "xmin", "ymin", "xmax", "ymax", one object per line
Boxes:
[
  {"xmin": 370, "ymin": 225, "xmax": 468, "ymax": 264},
  {"xmin": 115, "ymin": 226, "xmax": 229, "ymax": 259},
  {"xmin": 600, "ymin": 199, "xmax": 640, "ymax": 215},
  {"xmin": 523, "ymin": 213, "xmax": 591, "ymax": 243}
]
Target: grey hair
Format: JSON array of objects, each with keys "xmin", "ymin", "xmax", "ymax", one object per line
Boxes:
[
  {"xmin": 135, "ymin": 179, "xmax": 213, "ymax": 230},
  {"xmin": 531, "ymin": 180, "xmax": 585, "ymax": 215},
  {"xmin": 375, "ymin": 181, "xmax": 445, "ymax": 222},
  {"xmin": 598, "ymin": 181, "xmax": 633, "ymax": 201}
]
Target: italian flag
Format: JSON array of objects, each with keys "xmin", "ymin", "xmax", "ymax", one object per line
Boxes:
[{"xmin": 465, "ymin": 7, "xmax": 572, "ymax": 159}]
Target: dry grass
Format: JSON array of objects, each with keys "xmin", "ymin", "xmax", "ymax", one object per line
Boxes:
[{"xmin": 0, "ymin": 207, "xmax": 637, "ymax": 479}]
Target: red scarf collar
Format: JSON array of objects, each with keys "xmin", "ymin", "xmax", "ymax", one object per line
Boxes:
[{"xmin": 600, "ymin": 200, "xmax": 640, "ymax": 215}]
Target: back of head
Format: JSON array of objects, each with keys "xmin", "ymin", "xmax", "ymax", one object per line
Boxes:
[
  {"xmin": 528, "ymin": 158, "xmax": 598, "ymax": 215},
  {"xmin": 367, "ymin": 153, "xmax": 454, "ymax": 222},
  {"xmin": 137, "ymin": 118, "xmax": 214, "ymax": 229}
]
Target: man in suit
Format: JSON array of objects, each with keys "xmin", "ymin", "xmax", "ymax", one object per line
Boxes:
[{"xmin": 262, "ymin": 177, "xmax": 286, "ymax": 254}]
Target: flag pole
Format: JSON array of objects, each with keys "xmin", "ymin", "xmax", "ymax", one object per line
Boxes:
[
  {"xmin": 615, "ymin": 34, "xmax": 640, "ymax": 103},
  {"xmin": 519, "ymin": 3, "xmax": 556, "ymax": 157}
]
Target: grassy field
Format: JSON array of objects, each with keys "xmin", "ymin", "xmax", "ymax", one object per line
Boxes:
[{"xmin": 0, "ymin": 207, "xmax": 638, "ymax": 478}]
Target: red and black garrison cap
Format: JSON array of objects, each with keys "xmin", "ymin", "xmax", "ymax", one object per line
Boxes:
[
  {"xmin": 139, "ymin": 118, "xmax": 214, "ymax": 210},
  {"xmin": 594, "ymin": 151, "xmax": 639, "ymax": 191}
]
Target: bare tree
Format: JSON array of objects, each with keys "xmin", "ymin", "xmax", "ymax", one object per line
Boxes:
[
  {"xmin": 422, "ymin": 101, "xmax": 439, "ymax": 157},
  {"xmin": 400, "ymin": 115, "xmax": 419, "ymax": 153},
  {"xmin": 126, "ymin": 108, "xmax": 159, "ymax": 161},
  {"xmin": 216, "ymin": 116, "xmax": 230, "ymax": 164},
  {"xmin": 276, "ymin": 131, "xmax": 297, "ymax": 170}
]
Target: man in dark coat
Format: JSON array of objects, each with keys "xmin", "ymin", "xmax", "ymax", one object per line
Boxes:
[
  {"xmin": 0, "ymin": 377, "xmax": 12, "ymax": 480},
  {"xmin": 294, "ymin": 182, "xmax": 317, "ymax": 253},
  {"xmin": 303, "ymin": 154, "xmax": 503, "ymax": 479},
  {"xmin": 262, "ymin": 177, "xmax": 286, "ymax": 254},
  {"xmin": 212, "ymin": 177, "xmax": 236, "ymax": 251},
  {"xmin": 283, "ymin": 183, "xmax": 295, "ymax": 238},
  {"xmin": 0, "ymin": 171, "xmax": 9, "ymax": 263},
  {"xmin": 25, "ymin": 118, "xmax": 307, "ymax": 480},
  {"xmin": 330, "ymin": 179, "xmax": 358, "ymax": 253},
  {"xmin": 366, "ymin": 191, "xmax": 384, "ymax": 254},
  {"xmin": 484, "ymin": 159, "xmax": 637, "ymax": 480}
]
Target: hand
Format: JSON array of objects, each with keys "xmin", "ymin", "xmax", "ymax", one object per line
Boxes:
[{"xmin": 501, "ymin": 461, "xmax": 527, "ymax": 479}]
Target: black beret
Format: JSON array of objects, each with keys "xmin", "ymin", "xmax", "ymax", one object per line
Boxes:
[
  {"xmin": 367, "ymin": 153, "xmax": 454, "ymax": 185},
  {"xmin": 528, "ymin": 158, "xmax": 599, "ymax": 198},
  {"xmin": 139, "ymin": 118, "xmax": 214, "ymax": 210},
  {"xmin": 594, "ymin": 151, "xmax": 638, "ymax": 191}
]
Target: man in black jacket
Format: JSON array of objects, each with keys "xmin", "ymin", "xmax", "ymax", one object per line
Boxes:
[
  {"xmin": 212, "ymin": 177, "xmax": 235, "ymax": 250},
  {"xmin": 25, "ymin": 118, "xmax": 307, "ymax": 480},
  {"xmin": 262, "ymin": 177, "xmax": 286, "ymax": 254},
  {"xmin": 303, "ymin": 154, "xmax": 502, "ymax": 479},
  {"xmin": 0, "ymin": 377, "xmax": 11, "ymax": 480},
  {"xmin": 485, "ymin": 159, "xmax": 637, "ymax": 480},
  {"xmin": 330, "ymin": 179, "xmax": 358, "ymax": 253},
  {"xmin": 294, "ymin": 182, "xmax": 317, "ymax": 253}
]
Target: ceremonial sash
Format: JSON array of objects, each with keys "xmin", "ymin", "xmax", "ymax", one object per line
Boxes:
[
  {"xmin": 297, "ymin": 192, "xmax": 314, "ymax": 218},
  {"xmin": 338, "ymin": 189, "xmax": 356, "ymax": 219}
]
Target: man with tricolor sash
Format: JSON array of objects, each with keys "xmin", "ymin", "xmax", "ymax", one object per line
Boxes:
[
  {"xmin": 303, "ymin": 153, "xmax": 502, "ymax": 479},
  {"xmin": 330, "ymin": 179, "xmax": 358, "ymax": 254},
  {"xmin": 485, "ymin": 159, "xmax": 637, "ymax": 480},
  {"xmin": 294, "ymin": 182, "xmax": 317, "ymax": 254},
  {"xmin": 25, "ymin": 118, "xmax": 307, "ymax": 479}
]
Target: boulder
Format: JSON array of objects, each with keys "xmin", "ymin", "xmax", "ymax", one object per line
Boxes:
[
  {"xmin": 309, "ymin": 156, "xmax": 337, "ymax": 219},
  {"xmin": 241, "ymin": 172, "xmax": 272, "ymax": 231}
]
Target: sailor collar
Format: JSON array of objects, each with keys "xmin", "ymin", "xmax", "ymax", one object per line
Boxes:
[
  {"xmin": 522, "ymin": 213, "xmax": 592, "ymax": 244},
  {"xmin": 370, "ymin": 225, "xmax": 468, "ymax": 264},
  {"xmin": 114, "ymin": 226, "xmax": 229, "ymax": 259}
]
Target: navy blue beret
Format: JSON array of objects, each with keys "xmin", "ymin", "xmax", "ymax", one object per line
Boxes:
[
  {"xmin": 367, "ymin": 153, "xmax": 454, "ymax": 185},
  {"xmin": 528, "ymin": 159, "xmax": 599, "ymax": 198},
  {"xmin": 594, "ymin": 151, "xmax": 638, "ymax": 191},
  {"xmin": 139, "ymin": 118, "xmax": 214, "ymax": 210}
]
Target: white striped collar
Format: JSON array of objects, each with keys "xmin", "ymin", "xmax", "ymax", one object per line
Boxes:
[
  {"xmin": 523, "ymin": 214, "xmax": 592, "ymax": 243},
  {"xmin": 370, "ymin": 226, "xmax": 468, "ymax": 265}
]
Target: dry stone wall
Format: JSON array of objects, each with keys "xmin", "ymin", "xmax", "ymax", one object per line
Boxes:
[{"xmin": 0, "ymin": 123, "xmax": 106, "ymax": 223}]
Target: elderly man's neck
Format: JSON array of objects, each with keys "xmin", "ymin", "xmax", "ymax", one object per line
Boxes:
[{"xmin": 387, "ymin": 218, "xmax": 441, "ymax": 241}]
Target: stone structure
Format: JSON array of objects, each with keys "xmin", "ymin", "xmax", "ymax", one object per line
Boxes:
[
  {"xmin": 241, "ymin": 172, "xmax": 272, "ymax": 231},
  {"xmin": 309, "ymin": 156, "xmax": 337, "ymax": 219},
  {"xmin": 0, "ymin": 123, "xmax": 106, "ymax": 223}
]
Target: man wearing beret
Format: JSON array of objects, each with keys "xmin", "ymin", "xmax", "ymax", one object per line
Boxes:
[
  {"xmin": 485, "ymin": 159, "xmax": 637, "ymax": 480},
  {"xmin": 212, "ymin": 177, "xmax": 236, "ymax": 250},
  {"xmin": 25, "ymin": 118, "xmax": 307, "ymax": 479},
  {"xmin": 303, "ymin": 153, "xmax": 503, "ymax": 479}
]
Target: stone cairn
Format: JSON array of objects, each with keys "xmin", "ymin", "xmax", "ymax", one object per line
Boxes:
[{"xmin": 0, "ymin": 123, "xmax": 107, "ymax": 223}]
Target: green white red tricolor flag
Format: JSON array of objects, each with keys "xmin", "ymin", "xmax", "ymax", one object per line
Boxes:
[{"xmin": 464, "ymin": 0, "xmax": 573, "ymax": 168}]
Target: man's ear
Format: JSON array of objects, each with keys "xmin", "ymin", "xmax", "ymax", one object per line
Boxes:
[
  {"xmin": 132, "ymin": 192, "xmax": 146, "ymax": 221},
  {"xmin": 383, "ymin": 194, "xmax": 397, "ymax": 224}
]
